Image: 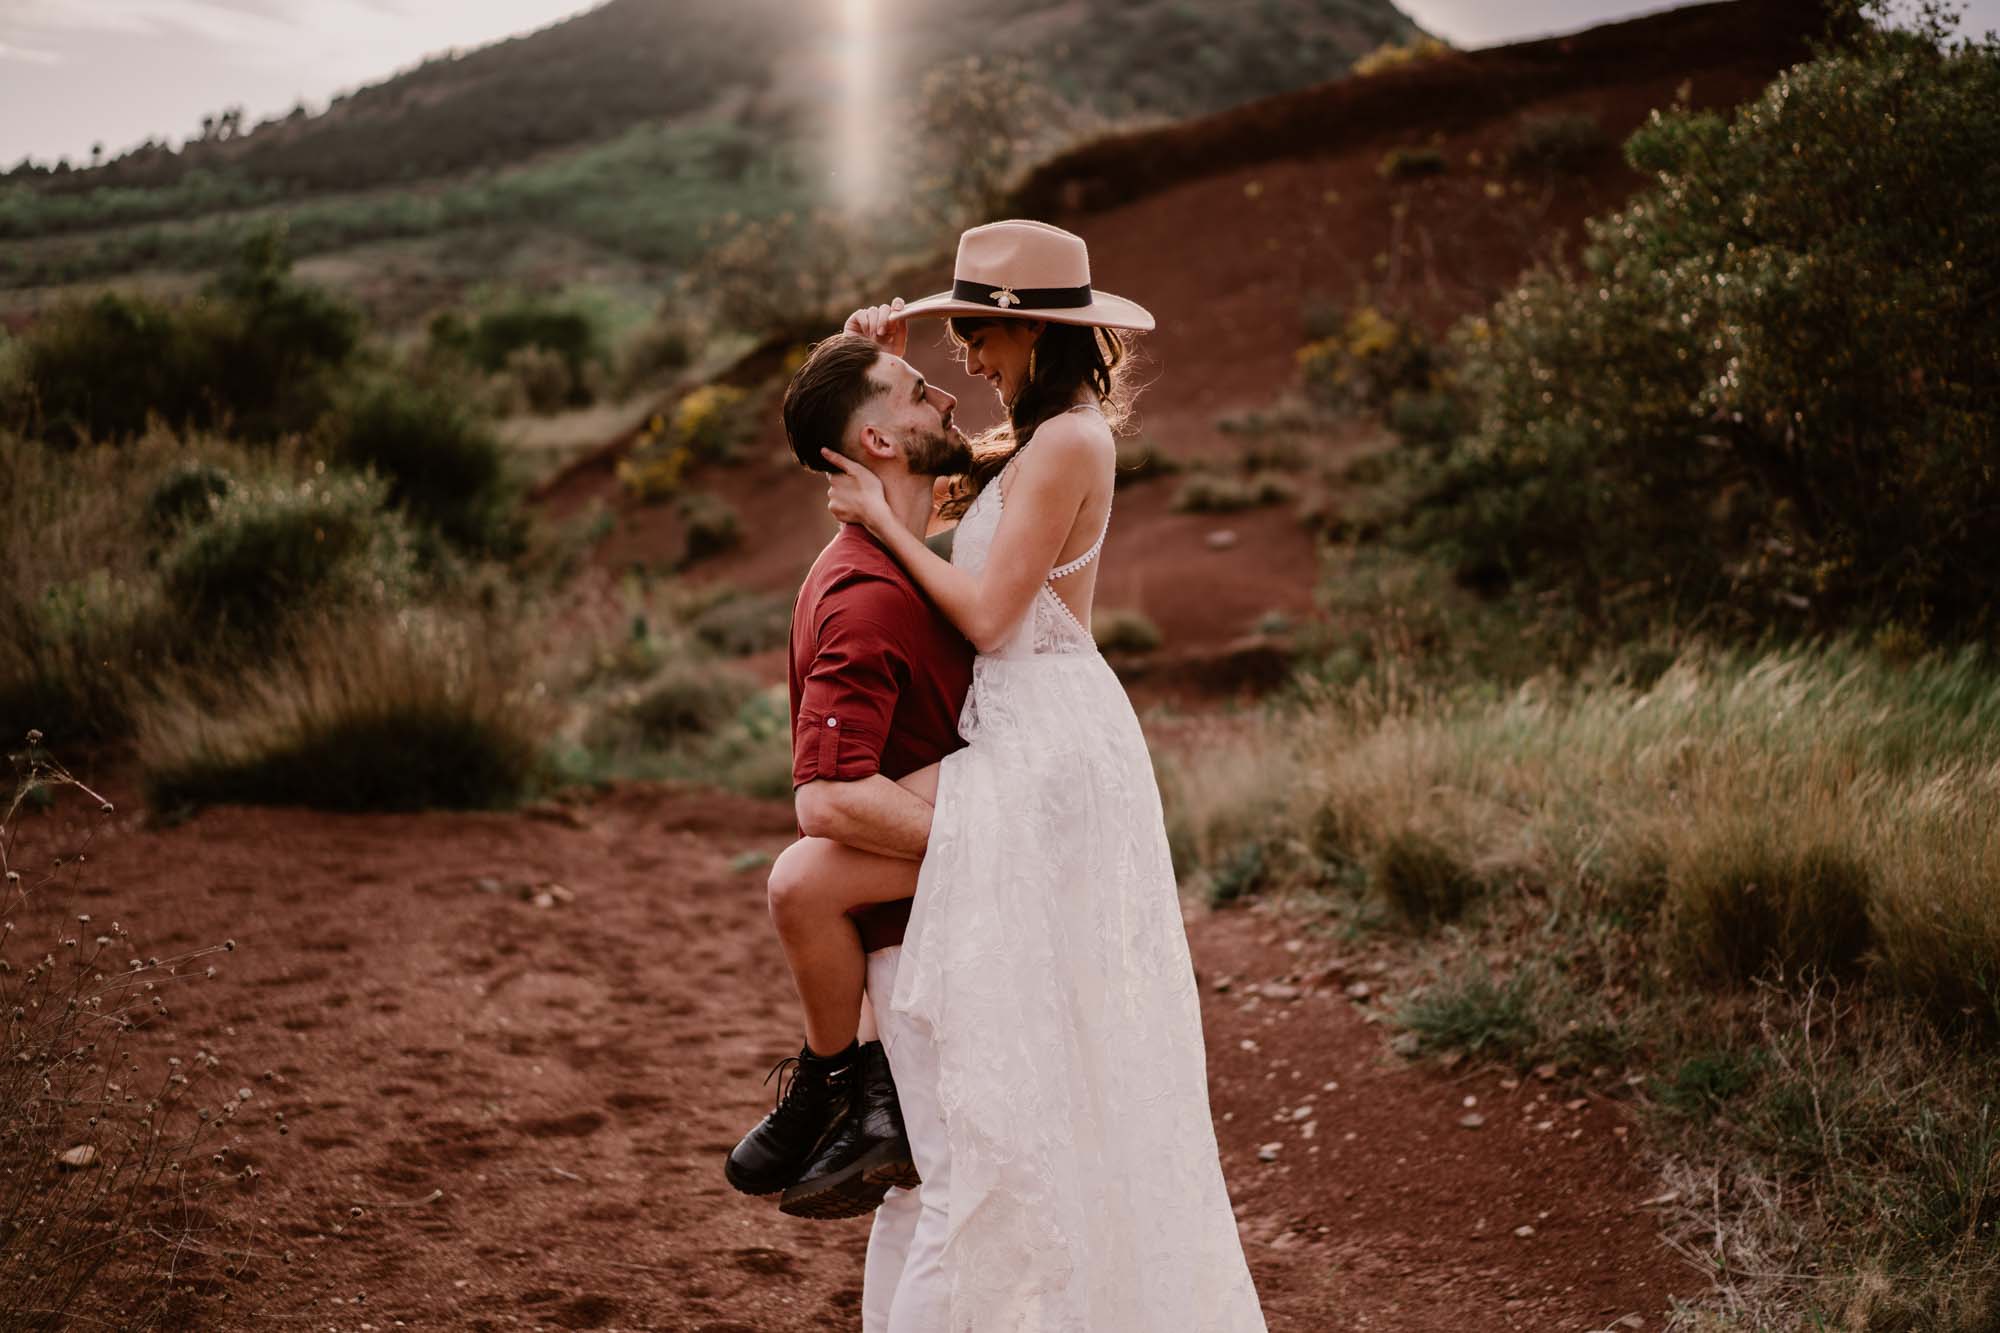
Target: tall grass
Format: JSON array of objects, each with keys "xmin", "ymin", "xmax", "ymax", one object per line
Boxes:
[
  {"xmin": 1284, "ymin": 644, "xmax": 2000, "ymax": 998},
  {"xmin": 1161, "ymin": 639, "xmax": 2000, "ymax": 1322},
  {"xmin": 139, "ymin": 611, "xmax": 550, "ymax": 813}
]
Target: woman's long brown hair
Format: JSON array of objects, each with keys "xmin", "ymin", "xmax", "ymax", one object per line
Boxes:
[{"xmin": 938, "ymin": 317, "xmax": 1136, "ymax": 520}]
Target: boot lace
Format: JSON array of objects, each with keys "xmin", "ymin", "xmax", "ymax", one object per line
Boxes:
[{"xmin": 762, "ymin": 1055, "xmax": 829, "ymax": 1129}]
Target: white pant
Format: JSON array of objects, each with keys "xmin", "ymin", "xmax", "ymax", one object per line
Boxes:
[{"xmin": 862, "ymin": 947, "xmax": 951, "ymax": 1333}]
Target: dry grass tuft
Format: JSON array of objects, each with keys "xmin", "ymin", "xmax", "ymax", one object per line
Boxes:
[
  {"xmin": 138, "ymin": 610, "xmax": 550, "ymax": 813},
  {"xmin": 1, "ymin": 739, "xmax": 245, "ymax": 1328}
]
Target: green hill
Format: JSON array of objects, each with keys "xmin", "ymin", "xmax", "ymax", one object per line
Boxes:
[{"xmin": 0, "ymin": 0, "xmax": 1423, "ymax": 312}]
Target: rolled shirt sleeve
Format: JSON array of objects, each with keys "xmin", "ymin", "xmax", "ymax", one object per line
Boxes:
[{"xmin": 791, "ymin": 578, "xmax": 913, "ymax": 788}]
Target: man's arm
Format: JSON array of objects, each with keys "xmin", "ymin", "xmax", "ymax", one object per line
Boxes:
[{"xmin": 794, "ymin": 775, "xmax": 931, "ymax": 860}]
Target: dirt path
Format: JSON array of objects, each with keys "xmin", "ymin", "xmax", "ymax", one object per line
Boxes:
[{"xmin": 37, "ymin": 780, "xmax": 1695, "ymax": 1330}]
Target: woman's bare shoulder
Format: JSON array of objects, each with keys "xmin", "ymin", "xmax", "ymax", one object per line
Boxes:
[{"xmin": 1021, "ymin": 408, "xmax": 1115, "ymax": 474}]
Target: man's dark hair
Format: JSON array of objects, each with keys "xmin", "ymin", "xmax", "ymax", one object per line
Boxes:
[{"xmin": 781, "ymin": 332, "xmax": 886, "ymax": 473}]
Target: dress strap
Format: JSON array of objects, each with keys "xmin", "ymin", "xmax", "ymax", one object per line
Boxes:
[{"xmin": 1048, "ymin": 496, "xmax": 1110, "ymax": 582}]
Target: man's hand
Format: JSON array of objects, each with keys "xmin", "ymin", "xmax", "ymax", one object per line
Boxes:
[
  {"xmin": 795, "ymin": 774, "xmax": 931, "ymax": 860},
  {"xmin": 843, "ymin": 299, "xmax": 908, "ymax": 359}
]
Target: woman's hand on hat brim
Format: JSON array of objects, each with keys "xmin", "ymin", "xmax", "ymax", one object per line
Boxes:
[{"xmin": 843, "ymin": 299, "xmax": 908, "ymax": 359}]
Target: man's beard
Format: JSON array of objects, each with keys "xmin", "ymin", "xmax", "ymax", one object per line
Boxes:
[{"xmin": 905, "ymin": 427, "xmax": 974, "ymax": 477}]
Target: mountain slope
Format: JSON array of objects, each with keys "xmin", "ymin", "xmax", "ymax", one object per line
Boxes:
[
  {"xmin": 538, "ymin": 0, "xmax": 1827, "ymax": 676},
  {"xmin": 7, "ymin": 0, "xmax": 1423, "ymax": 212}
]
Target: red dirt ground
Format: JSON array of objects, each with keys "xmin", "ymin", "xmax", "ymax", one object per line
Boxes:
[{"xmin": 29, "ymin": 777, "xmax": 1696, "ymax": 1331}]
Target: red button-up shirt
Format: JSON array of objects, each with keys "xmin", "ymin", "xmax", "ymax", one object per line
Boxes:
[{"xmin": 789, "ymin": 525, "xmax": 974, "ymax": 952}]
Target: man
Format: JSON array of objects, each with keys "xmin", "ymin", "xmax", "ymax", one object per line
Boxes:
[{"xmin": 723, "ymin": 332, "xmax": 970, "ymax": 1330}]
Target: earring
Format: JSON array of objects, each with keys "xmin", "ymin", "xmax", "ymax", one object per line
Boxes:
[{"xmin": 1027, "ymin": 346, "xmax": 1039, "ymax": 383}]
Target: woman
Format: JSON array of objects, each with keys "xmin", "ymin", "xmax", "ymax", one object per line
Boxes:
[{"xmin": 781, "ymin": 219, "xmax": 1265, "ymax": 1331}]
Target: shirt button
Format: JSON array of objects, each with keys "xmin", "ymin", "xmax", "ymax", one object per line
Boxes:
[{"xmin": 827, "ymin": 717, "xmax": 838, "ymax": 727}]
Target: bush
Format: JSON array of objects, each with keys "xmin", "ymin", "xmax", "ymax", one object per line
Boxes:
[
  {"xmin": 1092, "ymin": 607, "xmax": 1163, "ymax": 654},
  {"xmin": 1352, "ymin": 35, "xmax": 1452, "ymax": 77},
  {"xmin": 1372, "ymin": 827, "xmax": 1482, "ymax": 927},
  {"xmin": 1398, "ymin": 965, "xmax": 1539, "ymax": 1058},
  {"xmin": 1385, "ymin": 389, "xmax": 1463, "ymax": 449},
  {"xmin": 1376, "ymin": 146, "xmax": 1447, "ymax": 181},
  {"xmin": 615, "ymin": 310, "xmax": 694, "ymax": 397},
  {"xmin": 494, "ymin": 344, "xmax": 579, "ymax": 415},
  {"xmin": 321, "ymin": 377, "xmax": 524, "ymax": 559},
  {"xmin": 1298, "ymin": 305, "xmax": 1438, "ymax": 412},
  {"xmin": 616, "ymin": 384, "xmax": 752, "ymax": 503},
  {"xmin": 678, "ymin": 491, "xmax": 742, "ymax": 566},
  {"xmin": 139, "ymin": 612, "xmax": 546, "ymax": 812},
  {"xmin": 5, "ymin": 293, "xmax": 199, "ymax": 444},
  {"xmin": 1672, "ymin": 835, "xmax": 1876, "ymax": 983},
  {"xmin": 432, "ymin": 293, "xmax": 604, "ymax": 407},
  {"xmin": 564, "ymin": 656, "xmax": 787, "ymax": 798},
  {"xmin": 689, "ymin": 589, "xmax": 792, "ymax": 657},
  {"xmin": 1654, "ymin": 1048, "xmax": 1762, "ymax": 1119},
  {"xmin": 4, "ymin": 232, "xmax": 359, "ymax": 445},
  {"xmin": 1500, "ymin": 110, "xmax": 1610, "ymax": 175},
  {"xmin": 1171, "ymin": 471, "xmax": 1296, "ymax": 514},
  {"xmin": 159, "ymin": 472, "xmax": 416, "ymax": 635},
  {"xmin": 1408, "ymin": 16, "xmax": 2000, "ymax": 640},
  {"xmin": 618, "ymin": 660, "xmax": 759, "ymax": 746},
  {"xmin": 1112, "ymin": 439, "xmax": 1181, "ymax": 488},
  {"xmin": 671, "ymin": 383, "xmax": 750, "ymax": 463},
  {"xmin": 143, "ymin": 460, "xmax": 234, "ymax": 538}
]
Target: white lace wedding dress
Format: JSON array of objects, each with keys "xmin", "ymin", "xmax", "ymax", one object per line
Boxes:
[{"xmin": 889, "ymin": 416, "xmax": 1268, "ymax": 1332}]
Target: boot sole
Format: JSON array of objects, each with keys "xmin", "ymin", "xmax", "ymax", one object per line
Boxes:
[{"xmin": 777, "ymin": 1139, "xmax": 920, "ymax": 1221}]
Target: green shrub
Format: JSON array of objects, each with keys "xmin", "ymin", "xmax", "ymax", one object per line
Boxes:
[
  {"xmin": 1654, "ymin": 1048, "xmax": 1762, "ymax": 1119},
  {"xmin": 159, "ymin": 473, "xmax": 415, "ymax": 635},
  {"xmin": 1298, "ymin": 305, "xmax": 1438, "ymax": 412},
  {"xmin": 7, "ymin": 292, "xmax": 201, "ymax": 444},
  {"xmin": 1112, "ymin": 439, "xmax": 1181, "ymax": 487},
  {"xmin": 143, "ymin": 461, "xmax": 234, "ymax": 538},
  {"xmin": 1409, "ymin": 18, "xmax": 2000, "ymax": 640},
  {"xmin": 1206, "ymin": 840, "xmax": 1269, "ymax": 907},
  {"xmin": 1171, "ymin": 471, "xmax": 1296, "ymax": 514},
  {"xmin": 1673, "ymin": 835, "xmax": 1875, "ymax": 984},
  {"xmin": 494, "ymin": 344, "xmax": 580, "ymax": 415},
  {"xmin": 620, "ymin": 660, "xmax": 759, "ymax": 746},
  {"xmin": 677, "ymin": 491, "xmax": 741, "ymax": 566},
  {"xmin": 5, "ymin": 233, "xmax": 359, "ymax": 445},
  {"xmin": 615, "ymin": 311, "xmax": 695, "ymax": 397},
  {"xmin": 201, "ymin": 228, "xmax": 362, "ymax": 437},
  {"xmin": 1500, "ymin": 110, "xmax": 1610, "ymax": 175},
  {"xmin": 1371, "ymin": 827, "xmax": 1481, "ymax": 927},
  {"xmin": 1092, "ymin": 607, "xmax": 1163, "ymax": 654},
  {"xmin": 689, "ymin": 590, "xmax": 792, "ymax": 657},
  {"xmin": 1377, "ymin": 146, "xmax": 1446, "ymax": 181},
  {"xmin": 432, "ymin": 294, "xmax": 604, "ymax": 408},
  {"xmin": 1398, "ymin": 965, "xmax": 1538, "ymax": 1058},
  {"xmin": 321, "ymin": 377, "xmax": 524, "ymax": 559},
  {"xmin": 1385, "ymin": 389, "xmax": 1462, "ymax": 449}
]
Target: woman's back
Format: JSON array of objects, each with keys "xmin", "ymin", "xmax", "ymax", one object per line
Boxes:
[{"xmin": 950, "ymin": 403, "xmax": 1114, "ymax": 660}]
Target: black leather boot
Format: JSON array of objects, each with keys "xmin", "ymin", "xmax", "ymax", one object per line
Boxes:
[
  {"xmin": 723, "ymin": 1045, "xmax": 855, "ymax": 1197},
  {"xmin": 778, "ymin": 1040, "xmax": 919, "ymax": 1220}
]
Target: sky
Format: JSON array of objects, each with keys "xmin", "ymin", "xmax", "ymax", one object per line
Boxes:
[{"xmin": 2, "ymin": 0, "xmax": 1996, "ymax": 168}]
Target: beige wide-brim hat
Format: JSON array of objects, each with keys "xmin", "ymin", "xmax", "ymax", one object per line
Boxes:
[{"xmin": 896, "ymin": 219, "xmax": 1155, "ymax": 332}]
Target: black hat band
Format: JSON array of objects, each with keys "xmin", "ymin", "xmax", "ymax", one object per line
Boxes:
[{"xmin": 951, "ymin": 279, "xmax": 1093, "ymax": 311}]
